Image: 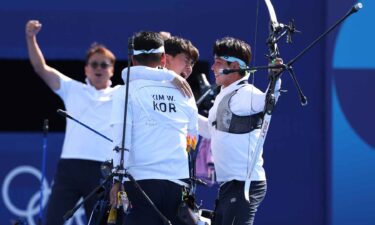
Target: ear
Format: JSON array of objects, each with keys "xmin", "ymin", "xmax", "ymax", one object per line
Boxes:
[
  {"xmin": 165, "ymin": 54, "xmax": 173, "ymax": 68},
  {"xmin": 160, "ymin": 53, "xmax": 167, "ymax": 67},
  {"xmin": 84, "ymin": 65, "xmax": 89, "ymax": 76}
]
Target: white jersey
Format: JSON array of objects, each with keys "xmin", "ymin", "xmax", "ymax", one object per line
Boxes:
[
  {"xmin": 121, "ymin": 65, "xmax": 176, "ymax": 82},
  {"xmin": 111, "ymin": 70, "xmax": 198, "ymax": 181},
  {"xmin": 55, "ymin": 75, "xmax": 119, "ymax": 162},
  {"xmin": 199, "ymin": 76, "xmax": 281, "ymax": 182}
]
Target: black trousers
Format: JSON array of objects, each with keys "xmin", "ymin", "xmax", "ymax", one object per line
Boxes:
[
  {"xmin": 45, "ymin": 159, "xmax": 102, "ymax": 225},
  {"xmin": 123, "ymin": 179, "xmax": 186, "ymax": 225},
  {"xmin": 213, "ymin": 180, "xmax": 267, "ymax": 225}
]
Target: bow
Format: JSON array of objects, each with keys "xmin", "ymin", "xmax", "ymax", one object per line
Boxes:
[
  {"xmin": 243, "ymin": 0, "xmax": 363, "ymax": 202},
  {"xmin": 244, "ymin": 0, "xmax": 294, "ymax": 202}
]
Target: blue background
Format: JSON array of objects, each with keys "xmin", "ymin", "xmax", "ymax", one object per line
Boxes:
[
  {"xmin": 329, "ymin": 0, "xmax": 375, "ymax": 225},
  {"xmin": 0, "ymin": 0, "xmax": 373, "ymax": 224}
]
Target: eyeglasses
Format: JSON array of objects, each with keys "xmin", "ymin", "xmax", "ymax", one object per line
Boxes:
[{"xmin": 88, "ymin": 61, "xmax": 112, "ymax": 69}]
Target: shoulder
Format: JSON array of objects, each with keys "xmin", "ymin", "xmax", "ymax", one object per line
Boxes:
[
  {"xmin": 124, "ymin": 66, "xmax": 177, "ymax": 81},
  {"xmin": 58, "ymin": 76, "xmax": 85, "ymax": 92},
  {"xmin": 110, "ymin": 85, "xmax": 123, "ymax": 93},
  {"xmin": 59, "ymin": 75, "xmax": 79, "ymax": 85},
  {"xmin": 236, "ymin": 84, "xmax": 264, "ymax": 95},
  {"xmin": 131, "ymin": 79, "xmax": 174, "ymax": 88},
  {"xmin": 112, "ymin": 85, "xmax": 126, "ymax": 99}
]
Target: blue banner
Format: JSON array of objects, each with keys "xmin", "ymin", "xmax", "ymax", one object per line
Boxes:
[
  {"xmin": 329, "ymin": 1, "xmax": 375, "ymax": 225},
  {"xmin": 0, "ymin": 133, "xmax": 78, "ymax": 225},
  {"xmin": 0, "ymin": 133, "xmax": 219, "ymax": 224}
]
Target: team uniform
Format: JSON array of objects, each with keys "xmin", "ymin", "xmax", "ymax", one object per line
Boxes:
[
  {"xmin": 199, "ymin": 75, "xmax": 281, "ymax": 225},
  {"xmin": 46, "ymin": 75, "xmax": 118, "ymax": 225},
  {"xmin": 111, "ymin": 66, "xmax": 198, "ymax": 225}
]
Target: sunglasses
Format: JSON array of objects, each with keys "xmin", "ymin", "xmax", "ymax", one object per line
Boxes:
[{"xmin": 88, "ymin": 61, "xmax": 112, "ymax": 69}]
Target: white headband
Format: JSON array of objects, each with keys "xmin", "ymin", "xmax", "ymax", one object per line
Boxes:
[{"xmin": 133, "ymin": 46, "xmax": 165, "ymax": 55}]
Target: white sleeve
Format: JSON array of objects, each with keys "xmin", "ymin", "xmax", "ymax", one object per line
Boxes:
[
  {"xmin": 198, "ymin": 114, "xmax": 211, "ymax": 139},
  {"xmin": 231, "ymin": 85, "xmax": 266, "ymax": 116},
  {"xmin": 188, "ymin": 98, "xmax": 199, "ymax": 138},
  {"xmin": 54, "ymin": 74, "xmax": 76, "ymax": 101},
  {"xmin": 110, "ymin": 86, "xmax": 132, "ymax": 171},
  {"xmin": 274, "ymin": 78, "xmax": 282, "ymax": 102},
  {"xmin": 121, "ymin": 66, "xmax": 176, "ymax": 83},
  {"xmin": 233, "ymin": 78, "xmax": 282, "ymax": 116}
]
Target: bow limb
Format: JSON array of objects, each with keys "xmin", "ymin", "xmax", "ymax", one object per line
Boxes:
[
  {"xmin": 244, "ymin": 0, "xmax": 281, "ymax": 202},
  {"xmin": 265, "ymin": 0, "xmax": 281, "ymax": 60},
  {"xmin": 265, "ymin": 0, "xmax": 278, "ymax": 27}
]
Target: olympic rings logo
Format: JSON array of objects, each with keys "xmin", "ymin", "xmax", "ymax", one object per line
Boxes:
[{"xmin": 2, "ymin": 165, "xmax": 85, "ymax": 225}]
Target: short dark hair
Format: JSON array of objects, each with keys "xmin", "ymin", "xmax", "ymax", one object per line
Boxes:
[
  {"xmin": 132, "ymin": 31, "xmax": 164, "ymax": 64},
  {"xmin": 86, "ymin": 43, "xmax": 116, "ymax": 65},
  {"xmin": 165, "ymin": 36, "xmax": 199, "ymax": 64},
  {"xmin": 213, "ymin": 37, "xmax": 251, "ymax": 75}
]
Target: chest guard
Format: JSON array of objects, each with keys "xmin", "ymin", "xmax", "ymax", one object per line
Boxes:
[{"xmin": 213, "ymin": 84, "xmax": 263, "ymax": 134}]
